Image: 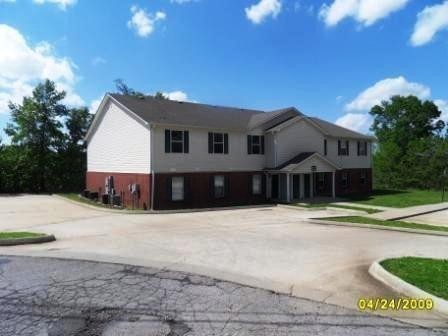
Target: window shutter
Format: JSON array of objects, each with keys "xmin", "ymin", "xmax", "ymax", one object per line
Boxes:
[
  {"xmin": 357, "ymin": 141, "xmax": 360, "ymax": 156},
  {"xmin": 262, "ymin": 174, "xmax": 266, "ymax": 196},
  {"xmin": 324, "ymin": 139, "xmax": 327, "ymax": 156},
  {"xmin": 224, "ymin": 133, "xmax": 229, "ymax": 154},
  {"xmin": 247, "ymin": 135, "xmax": 252, "ymax": 154},
  {"xmin": 338, "ymin": 140, "xmax": 341, "ymax": 155},
  {"xmin": 208, "ymin": 133, "xmax": 213, "ymax": 153},
  {"xmin": 183, "ymin": 131, "xmax": 189, "ymax": 153},
  {"xmin": 209, "ymin": 176, "xmax": 214, "ymax": 197},
  {"xmin": 166, "ymin": 177, "xmax": 172, "ymax": 201},
  {"xmin": 165, "ymin": 130, "xmax": 171, "ymax": 153},
  {"xmin": 225, "ymin": 176, "xmax": 230, "ymax": 197},
  {"xmin": 261, "ymin": 136, "xmax": 265, "ymax": 154},
  {"xmin": 346, "ymin": 141, "xmax": 349, "ymax": 155}
]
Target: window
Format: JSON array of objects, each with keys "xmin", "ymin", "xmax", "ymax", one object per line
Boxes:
[
  {"xmin": 358, "ymin": 141, "xmax": 367, "ymax": 156},
  {"xmin": 338, "ymin": 140, "xmax": 349, "ymax": 156},
  {"xmin": 214, "ymin": 175, "xmax": 225, "ymax": 198},
  {"xmin": 360, "ymin": 171, "xmax": 367, "ymax": 185},
  {"xmin": 252, "ymin": 174, "xmax": 262, "ymax": 195},
  {"xmin": 324, "ymin": 139, "xmax": 327, "ymax": 156},
  {"xmin": 208, "ymin": 132, "xmax": 229, "ymax": 154},
  {"xmin": 341, "ymin": 172, "xmax": 349, "ymax": 188},
  {"xmin": 171, "ymin": 177, "xmax": 184, "ymax": 201},
  {"xmin": 165, "ymin": 130, "xmax": 189, "ymax": 153},
  {"xmin": 247, "ymin": 135, "xmax": 265, "ymax": 155}
]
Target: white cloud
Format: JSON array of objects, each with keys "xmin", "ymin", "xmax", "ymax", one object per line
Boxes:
[
  {"xmin": 345, "ymin": 76, "xmax": 431, "ymax": 112},
  {"xmin": 32, "ymin": 0, "xmax": 77, "ymax": 10},
  {"xmin": 435, "ymin": 99, "xmax": 448, "ymax": 121},
  {"xmin": 0, "ymin": 24, "xmax": 83, "ymax": 114},
  {"xmin": 163, "ymin": 90, "xmax": 190, "ymax": 102},
  {"xmin": 319, "ymin": 0, "xmax": 409, "ymax": 27},
  {"xmin": 410, "ymin": 1, "xmax": 448, "ymax": 47},
  {"xmin": 89, "ymin": 96, "xmax": 103, "ymax": 114},
  {"xmin": 335, "ymin": 112, "xmax": 371, "ymax": 132},
  {"xmin": 127, "ymin": 6, "xmax": 166, "ymax": 38},
  {"xmin": 91, "ymin": 56, "xmax": 106, "ymax": 66},
  {"xmin": 245, "ymin": 0, "xmax": 282, "ymax": 24},
  {"xmin": 337, "ymin": 76, "xmax": 448, "ymax": 133}
]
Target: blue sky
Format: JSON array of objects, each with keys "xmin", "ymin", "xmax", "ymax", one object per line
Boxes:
[{"xmin": 0, "ymin": 0, "xmax": 447, "ymax": 140}]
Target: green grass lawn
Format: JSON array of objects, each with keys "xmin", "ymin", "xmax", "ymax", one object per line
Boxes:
[
  {"xmin": 381, "ymin": 257, "xmax": 448, "ymax": 300},
  {"xmin": 0, "ymin": 232, "xmax": 45, "ymax": 240},
  {"xmin": 322, "ymin": 216, "xmax": 448, "ymax": 233},
  {"xmin": 291, "ymin": 203, "xmax": 381, "ymax": 214},
  {"xmin": 346, "ymin": 189, "xmax": 444, "ymax": 208}
]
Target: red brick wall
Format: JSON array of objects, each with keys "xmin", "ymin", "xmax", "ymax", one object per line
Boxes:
[
  {"xmin": 86, "ymin": 172, "xmax": 151, "ymax": 209},
  {"xmin": 153, "ymin": 171, "xmax": 267, "ymax": 210},
  {"xmin": 335, "ymin": 168, "xmax": 372, "ymax": 196}
]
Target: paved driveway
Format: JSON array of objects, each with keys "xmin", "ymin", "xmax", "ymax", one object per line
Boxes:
[
  {"xmin": 0, "ymin": 195, "xmax": 447, "ymax": 328},
  {"xmin": 2, "ymin": 256, "xmax": 443, "ymax": 336}
]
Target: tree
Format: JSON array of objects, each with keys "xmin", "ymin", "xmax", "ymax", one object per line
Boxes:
[
  {"xmin": 114, "ymin": 79, "xmax": 144, "ymax": 97},
  {"xmin": 114, "ymin": 79, "xmax": 168, "ymax": 100},
  {"xmin": 5, "ymin": 80, "xmax": 67, "ymax": 192},
  {"xmin": 370, "ymin": 95, "xmax": 446, "ymax": 189}
]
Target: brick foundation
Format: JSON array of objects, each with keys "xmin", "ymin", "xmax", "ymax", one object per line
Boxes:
[
  {"xmin": 153, "ymin": 171, "xmax": 267, "ymax": 210},
  {"xmin": 86, "ymin": 172, "xmax": 151, "ymax": 209},
  {"xmin": 335, "ymin": 168, "xmax": 372, "ymax": 196}
]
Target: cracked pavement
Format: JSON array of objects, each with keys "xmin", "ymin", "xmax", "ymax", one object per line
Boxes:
[{"xmin": 0, "ymin": 256, "xmax": 446, "ymax": 336}]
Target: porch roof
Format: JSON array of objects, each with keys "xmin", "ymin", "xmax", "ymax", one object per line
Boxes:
[{"xmin": 265, "ymin": 152, "xmax": 340, "ymax": 172}]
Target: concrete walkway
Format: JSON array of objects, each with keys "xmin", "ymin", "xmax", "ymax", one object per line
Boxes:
[
  {"xmin": 331, "ymin": 202, "xmax": 392, "ymax": 211},
  {"xmin": 368, "ymin": 202, "xmax": 448, "ymax": 221}
]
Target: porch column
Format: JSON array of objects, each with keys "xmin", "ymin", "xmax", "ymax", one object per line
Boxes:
[
  {"xmin": 286, "ymin": 173, "xmax": 291, "ymax": 202},
  {"xmin": 332, "ymin": 171, "xmax": 336, "ymax": 199}
]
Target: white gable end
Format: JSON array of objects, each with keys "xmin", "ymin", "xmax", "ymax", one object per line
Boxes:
[{"xmin": 87, "ymin": 101, "xmax": 151, "ymax": 174}]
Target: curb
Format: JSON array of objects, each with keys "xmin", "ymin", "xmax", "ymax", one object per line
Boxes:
[
  {"xmin": 277, "ymin": 204, "xmax": 327, "ymax": 211},
  {"xmin": 308, "ymin": 219, "xmax": 448, "ymax": 237},
  {"xmin": 0, "ymin": 234, "xmax": 56, "ymax": 246},
  {"xmin": 54, "ymin": 195, "xmax": 276, "ymax": 215},
  {"xmin": 368, "ymin": 260, "xmax": 448, "ymax": 317}
]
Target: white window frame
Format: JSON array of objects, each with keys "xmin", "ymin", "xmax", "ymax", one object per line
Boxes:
[
  {"xmin": 251, "ymin": 136, "xmax": 262, "ymax": 154},
  {"xmin": 252, "ymin": 174, "xmax": 262, "ymax": 195},
  {"xmin": 214, "ymin": 175, "xmax": 225, "ymax": 198},
  {"xmin": 170, "ymin": 131, "xmax": 185, "ymax": 153},
  {"xmin": 213, "ymin": 133, "xmax": 225, "ymax": 154},
  {"xmin": 171, "ymin": 176, "xmax": 184, "ymax": 201},
  {"xmin": 360, "ymin": 171, "xmax": 367, "ymax": 185},
  {"xmin": 339, "ymin": 140, "xmax": 349, "ymax": 156},
  {"xmin": 359, "ymin": 141, "xmax": 367, "ymax": 156}
]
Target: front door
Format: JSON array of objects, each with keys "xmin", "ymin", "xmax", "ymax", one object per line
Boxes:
[
  {"xmin": 271, "ymin": 175, "xmax": 279, "ymax": 199},
  {"xmin": 293, "ymin": 175, "xmax": 300, "ymax": 200},
  {"xmin": 304, "ymin": 174, "xmax": 310, "ymax": 198}
]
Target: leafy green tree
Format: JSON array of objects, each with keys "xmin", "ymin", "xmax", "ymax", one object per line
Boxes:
[
  {"xmin": 370, "ymin": 95, "xmax": 446, "ymax": 189},
  {"xmin": 5, "ymin": 80, "xmax": 67, "ymax": 192},
  {"xmin": 114, "ymin": 79, "xmax": 167, "ymax": 99}
]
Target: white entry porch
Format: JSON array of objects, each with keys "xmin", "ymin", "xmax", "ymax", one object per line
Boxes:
[{"xmin": 265, "ymin": 152, "xmax": 339, "ymax": 202}]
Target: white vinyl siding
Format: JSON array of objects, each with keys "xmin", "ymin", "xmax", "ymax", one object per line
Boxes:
[
  {"xmin": 274, "ymin": 119, "xmax": 371, "ymax": 169},
  {"xmin": 87, "ymin": 101, "xmax": 151, "ymax": 173},
  {"xmin": 152, "ymin": 126, "xmax": 265, "ymax": 173}
]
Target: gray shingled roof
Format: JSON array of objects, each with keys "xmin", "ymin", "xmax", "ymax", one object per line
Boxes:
[
  {"xmin": 266, "ymin": 152, "xmax": 315, "ymax": 170},
  {"xmin": 309, "ymin": 117, "xmax": 374, "ymax": 140},
  {"xmin": 108, "ymin": 94, "xmax": 373, "ymax": 139},
  {"xmin": 110, "ymin": 94, "xmax": 269, "ymax": 131}
]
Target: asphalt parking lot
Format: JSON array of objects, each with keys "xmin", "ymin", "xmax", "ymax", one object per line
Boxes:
[
  {"xmin": 0, "ymin": 194, "xmax": 447, "ymax": 328},
  {"xmin": 0, "ymin": 255, "xmax": 445, "ymax": 336}
]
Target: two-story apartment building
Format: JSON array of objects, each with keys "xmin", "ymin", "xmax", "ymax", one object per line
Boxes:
[{"xmin": 85, "ymin": 94, "xmax": 375, "ymax": 210}]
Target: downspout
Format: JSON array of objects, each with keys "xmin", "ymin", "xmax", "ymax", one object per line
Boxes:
[{"xmin": 150, "ymin": 124, "xmax": 155, "ymax": 211}]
